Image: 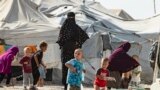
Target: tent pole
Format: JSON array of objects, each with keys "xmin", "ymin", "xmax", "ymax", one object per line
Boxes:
[
  {"xmin": 153, "ymin": 0, "xmax": 156, "ymax": 14},
  {"xmin": 153, "ymin": 28, "xmax": 160, "ymax": 83},
  {"xmin": 83, "ymin": 0, "xmax": 85, "ymax": 5}
]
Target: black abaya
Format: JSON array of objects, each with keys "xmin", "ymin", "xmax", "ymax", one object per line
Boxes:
[{"xmin": 56, "ymin": 17, "xmax": 89, "ymax": 89}]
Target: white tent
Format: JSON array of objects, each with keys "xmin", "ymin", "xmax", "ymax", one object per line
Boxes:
[
  {"xmin": 40, "ymin": 0, "xmax": 134, "ymax": 21},
  {"xmin": 0, "ymin": 0, "xmax": 61, "ymax": 68},
  {"xmin": 88, "ymin": 2, "xmax": 134, "ymax": 20}
]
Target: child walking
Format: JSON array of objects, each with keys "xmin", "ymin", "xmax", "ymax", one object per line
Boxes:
[
  {"xmin": 128, "ymin": 55, "xmax": 142, "ymax": 90},
  {"xmin": 65, "ymin": 49, "xmax": 85, "ymax": 90},
  {"xmin": 94, "ymin": 58, "xmax": 115, "ymax": 90},
  {"xmin": 20, "ymin": 47, "xmax": 33, "ymax": 90},
  {"xmin": 31, "ymin": 41, "xmax": 48, "ymax": 89}
]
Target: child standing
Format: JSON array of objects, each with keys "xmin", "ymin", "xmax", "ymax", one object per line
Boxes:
[
  {"xmin": 128, "ymin": 55, "xmax": 142, "ymax": 90},
  {"xmin": 13, "ymin": 45, "xmax": 37, "ymax": 84},
  {"xmin": 65, "ymin": 49, "xmax": 85, "ymax": 90},
  {"xmin": 20, "ymin": 47, "xmax": 33, "ymax": 90},
  {"xmin": 31, "ymin": 41, "xmax": 47, "ymax": 89},
  {"xmin": 94, "ymin": 58, "xmax": 115, "ymax": 90}
]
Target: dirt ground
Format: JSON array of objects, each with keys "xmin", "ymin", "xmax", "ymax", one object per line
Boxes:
[
  {"xmin": 0, "ymin": 85, "xmax": 151, "ymax": 90},
  {"xmin": 0, "ymin": 81, "xmax": 150, "ymax": 90},
  {"xmin": 0, "ymin": 85, "xmax": 93, "ymax": 90}
]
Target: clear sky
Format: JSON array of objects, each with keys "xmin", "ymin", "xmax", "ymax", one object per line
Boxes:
[{"xmin": 94, "ymin": 0, "xmax": 160, "ymax": 19}]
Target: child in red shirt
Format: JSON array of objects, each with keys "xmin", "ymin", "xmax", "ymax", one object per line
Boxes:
[
  {"xmin": 94, "ymin": 58, "xmax": 115, "ymax": 90},
  {"xmin": 20, "ymin": 47, "xmax": 33, "ymax": 90}
]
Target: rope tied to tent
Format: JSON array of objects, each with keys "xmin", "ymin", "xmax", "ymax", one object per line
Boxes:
[{"xmin": 84, "ymin": 58, "xmax": 95, "ymax": 70}]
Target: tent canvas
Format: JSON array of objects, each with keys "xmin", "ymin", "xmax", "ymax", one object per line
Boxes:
[
  {"xmin": 39, "ymin": 0, "xmax": 159, "ymax": 84},
  {"xmin": 0, "ymin": 0, "xmax": 60, "ymax": 67}
]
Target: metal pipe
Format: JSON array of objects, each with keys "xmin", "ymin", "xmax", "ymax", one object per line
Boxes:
[
  {"xmin": 153, "ymin": 27, "xmax": 160, "ymax": 83},
  {"xmin": 154, "ymin": 0, "xmax": 156, "ymax": 14}
]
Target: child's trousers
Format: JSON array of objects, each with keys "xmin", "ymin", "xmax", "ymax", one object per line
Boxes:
[{"xmin": 23, "ymin": 72, "xmax": 33, "ymax": 87}]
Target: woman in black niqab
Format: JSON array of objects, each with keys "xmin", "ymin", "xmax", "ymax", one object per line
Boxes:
[{"xmin": 56, "ymin": 12, "xmax": 89, "ymax": 90}]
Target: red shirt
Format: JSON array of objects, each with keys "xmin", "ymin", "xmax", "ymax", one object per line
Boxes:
[
  {"xmin": 94, "ymin": 68, "xmax": 109, "ymax": 87},
  {"xmin": 20, "ymin": 56, "xmax": 32, "ymax": 73}
]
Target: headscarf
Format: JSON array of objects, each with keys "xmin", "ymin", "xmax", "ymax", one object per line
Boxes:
[
  {"xmin": 118, "ymin": 42, "xmax": 131, "ymax": 52},
  {"xmin": 56, "ymin": 12, "xmax": 89, "ymax": 48},
  {"xmin": 108, "ymin": 42, "xmax": 139, "ymax": 72},
  {"xmin": 0, "ymin": 46, "xmax": 19, "ymax": 74},
  {"xmin": 7, "ymin": 46, "xmax": 19, "ymax": 55}
]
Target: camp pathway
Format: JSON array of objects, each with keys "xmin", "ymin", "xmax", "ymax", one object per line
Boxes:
[
  {"xmin": 0, "ymin": 83, "xmax": 150, "ymax": 90},
  {"xmin": 0, "ymin": 85, "xmax": 93, "ymax": 90},
  {"xmin": 0, "ymin": 86, "xmax": 129, "ymax": 90},
  {"xmin": 0, "ymin": 86, "xmax": 150, "ymax": 90},
  {"xmin": 0, "ymin": 85, "xmax": 151, "ymax": 90}
]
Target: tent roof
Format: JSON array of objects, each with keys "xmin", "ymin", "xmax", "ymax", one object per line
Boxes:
[
  {"xmin": 30, "ymin": 0, "xmax": 42, "ymax": 6},
  {"xmin": 88, "ymin": 2, "xmax": 134, "ymax": 20},
  {"xmin": 0, "ymin": 0, "xmax": 59, "ymax": 45},
  {"xmin": 40, "ymin": 0, "xmax": 160, "ymax": 35},
  {"xmin": 0, "ymin": 0, "xmax": 50, "ymax": 23},
  {"xmin": 40, "ymin": 1, "xmax": 134, "ymax": 20},
  {"xmin": 1, "ymin": 0, "xmax": 159, "ymax": 43},
  {"xmin": 39, "ymin": 0, "xmax": 160, "ymax": 41}
]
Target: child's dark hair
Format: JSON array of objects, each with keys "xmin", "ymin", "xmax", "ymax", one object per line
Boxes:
[{"xmin": 39, "ymin": 41, "xmax": 48, "ymax": 49}]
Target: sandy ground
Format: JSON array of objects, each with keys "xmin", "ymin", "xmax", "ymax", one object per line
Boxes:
[
  {"xmin": 0, "ymin": 81, "xmax": 150, "ymax": 90},
  {"xmin": 0, "ymin": 85, "xmax": 151, "ymax": 90},
  {"xmin": 0, "ymin": 85, "xmax": 93, "ymax": 90}
]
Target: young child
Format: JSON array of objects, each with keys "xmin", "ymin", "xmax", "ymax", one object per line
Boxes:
[
  {"xmin": 94, "ymin": 58, "xmax": 115, "ymax": 90},
  {"xmin": 20, "ymin": 47, "xmax": 33, "ymax": 90},
  {"xmin": 31, "ymin": 41, "xmax": 48, "ymax": 89},
  {"xmin": 65, "ymin": 49, "xmax": 85, "ymax": 90},
  {"xmin": 128, "ymin": 55, "xmax": 142, "ymax": 90},
  {"xmin": 13, "ymin": 45, "xmax": 37, "ymax": 84}
]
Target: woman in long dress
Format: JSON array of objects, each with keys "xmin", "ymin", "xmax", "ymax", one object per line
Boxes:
[{"xmin": 56, "ymin": 12, "xmax": 89, "ymax": 90}]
